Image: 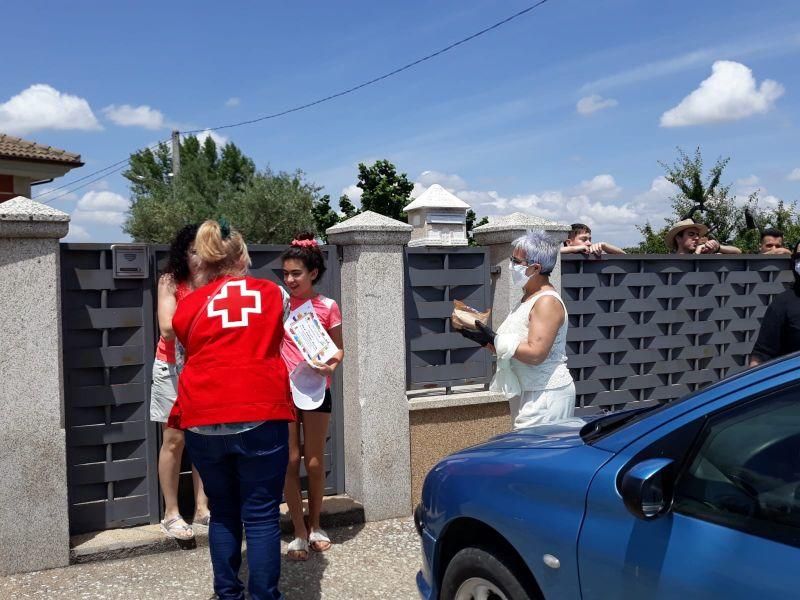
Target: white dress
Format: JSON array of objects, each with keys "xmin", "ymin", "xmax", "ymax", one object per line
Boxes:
[{"xmin": 491, "ymin": 290, "xmax": 576, "ymax": 429}]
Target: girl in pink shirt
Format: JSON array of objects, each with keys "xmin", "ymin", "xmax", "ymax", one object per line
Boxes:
[{"xmin": 281, "ymin": 233, "xmax": 344, "ymax": 561}]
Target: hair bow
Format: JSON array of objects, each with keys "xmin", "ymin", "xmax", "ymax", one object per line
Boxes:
[
  {"xmin": 291, "ymin": 239, "xmax": 318, "ymax": 248},
  {"xmin": 217, "ymin": 218, "xmax": 231, "ymax": 240}
]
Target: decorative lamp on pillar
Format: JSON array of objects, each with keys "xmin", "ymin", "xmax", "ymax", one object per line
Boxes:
[{"xmin": 404, "ymin": 184, "xmax": 470, "ymax": 247}]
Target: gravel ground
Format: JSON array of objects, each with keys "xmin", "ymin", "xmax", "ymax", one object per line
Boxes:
[{"xmin": 0, "ymin": 518, "xmax": 421, "ymax": 600}]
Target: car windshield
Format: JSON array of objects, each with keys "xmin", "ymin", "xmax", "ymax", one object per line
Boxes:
[
  {"xmin": 577, "ymin": 353, "xmax": 800, "ymax": 444},
  {"xmin": 579, "ymin": 404, "xmax": 662, "ymax": 443}
]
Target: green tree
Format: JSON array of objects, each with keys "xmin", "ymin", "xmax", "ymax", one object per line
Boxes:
[
  {"xmin": 356, "ymin": 159, "xmax": 414, "ymax": 221},
  {"xmin": 124, "ymin": 136, "xmax": 322, "ymax": 244},
  {"xmin": 659, "ymin": 147, "xmax": 743, "ymax": 244},
  {"xmin": 625, "ymin": 222, "xmax": 670, "ymax": 254},
  {"xmin": 312, "ymin": 194, "xmax": 340, "ymax": 241},
  {"xmin": 627, "ymin": 146, "xmax": 789, "ymax": 253},
  {"xmin": 222, "ymin": 169, "xmax": 317, "ymax": 244},
  {"xmin": 628, "ymin": 147, "xmax": 800, "ymax": 254},
  {"xmin": 124, "ymin": 136, "xmax": 256, "ymax": 242},
  {"xmin": 466, "ymin": 209, "xmax": 489, "ymax": 246},
  {"xmin": 339, "ymin": 194, "xmax": 359, "ymax": 219}
]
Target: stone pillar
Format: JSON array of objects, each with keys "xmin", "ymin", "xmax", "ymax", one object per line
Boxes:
[
  {"xmin": 472, "ymin": 213, "xmax": 570, "ymax": 326},
  {"xmin": 327, "ymin": 211, "xmax": 413, "ymax": 521},
  {"xmin": 0, "ymin": 197, "xmax": 71, "ymax": 575}
]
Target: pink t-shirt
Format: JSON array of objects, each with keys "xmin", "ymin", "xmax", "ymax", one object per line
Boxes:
[{"xmin": 281, "ymin": 294, "xmax": 342, "ymax": 388}]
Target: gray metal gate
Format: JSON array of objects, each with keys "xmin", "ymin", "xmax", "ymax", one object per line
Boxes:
[
  {"xmin": 61, "ymin": 244, "xmax": 161, "ymax": 534},
  {"xmin": 62, "ymin": 243, "xmax": 343, "ymax": 534},
  {"xmin": 405, "ymin": 246, "xmax": 492, "ymax": 390}
]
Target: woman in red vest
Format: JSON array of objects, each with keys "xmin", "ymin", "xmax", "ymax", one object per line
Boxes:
[{"xmin": 169, "ymin": 220, "xmax": 295, "ymax": 600}]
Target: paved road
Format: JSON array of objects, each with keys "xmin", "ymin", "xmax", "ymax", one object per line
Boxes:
[{"xmin": 0, "ymin": 518, "xmax": 420, "ymax": 599}]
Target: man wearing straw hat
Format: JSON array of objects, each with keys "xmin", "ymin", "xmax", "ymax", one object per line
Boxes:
[{"xmin": 665, "ymin": 218, "xmax": 742, "ymax": 255}]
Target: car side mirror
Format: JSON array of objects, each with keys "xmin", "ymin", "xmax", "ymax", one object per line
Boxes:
[{"xmin": 620, "ymin": 458, "xmax": 675, "ymax": 520}]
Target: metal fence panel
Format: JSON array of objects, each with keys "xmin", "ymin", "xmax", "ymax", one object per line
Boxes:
[
  {"xmin": 61, "ymin": 245, "xmax": 160, "ymax": 534},
  {"xmin": 561, "ymin": 255, "xmax": 793, "ymax": 414},
  {"xmin": 405, "ymin": 247, "xmax": 492, "ymax": 389}
]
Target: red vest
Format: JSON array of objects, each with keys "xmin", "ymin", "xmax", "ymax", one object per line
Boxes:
[{"xmin": 168, "ymin": 275, "xmax": 295, "ymax": 429}]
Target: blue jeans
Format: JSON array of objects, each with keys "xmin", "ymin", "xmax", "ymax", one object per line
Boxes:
[{"xmin": 185, "ymin": 421, "xmax": 289, "ymax": 600}]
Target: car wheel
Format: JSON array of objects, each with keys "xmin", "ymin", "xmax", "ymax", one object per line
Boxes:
[{"xmin": 440, "ymin": 546, "xmax": 536, "ymax": 600}]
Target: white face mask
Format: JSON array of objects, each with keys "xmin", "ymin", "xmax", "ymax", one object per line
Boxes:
[
  {"xmin": 510, "ymin": 263, "xmax": 533, "ymax": 288},
  {"xmin": 794, "ymin": 260, "xmax": 800, "ymax": 277}
]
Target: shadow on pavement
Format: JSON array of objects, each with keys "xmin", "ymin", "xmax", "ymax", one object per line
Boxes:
[{"xmin": 236, "ymin": 523, "xmax": 365, "ymax": 600}]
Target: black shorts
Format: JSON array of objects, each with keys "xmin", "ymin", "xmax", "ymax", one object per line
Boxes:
[{"xmin": 301, "ymin": 388, "xmax": 332, "ymax": 414}]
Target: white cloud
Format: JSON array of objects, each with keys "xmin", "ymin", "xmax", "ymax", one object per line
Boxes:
[
  {"xmin": 574, "ymin": 174, "xmax": 621, "ymax": 198},
  {"xmin": 340, "ymin": 184, "xmax": 362, "ymax": 203},
  {"xmin": 103, "ymin": 104, "xmax": 166, "ymax": 130},
  {"xmin": 0, "ymin": 84, "xmax": 101, "ymax": 135},
  {"xmin": 633, "ymin": 176, "xmax": 678, "ymax": 203},
  {"xmin": 660, "ymin": 61, "xmax": 784, "ymax": 127},
  {"xmin": 64, "ymin": 223, "xmax": 91, "ymax": 242},
  {"xmin": 405, "ymin": 170, "xmax": 685, "ymax": 246},
  {"xmin": 761, "ymin": 194, "xmax": 782, "ymax": 209},
  {"xmin": 576, "ymin": 94, "xmax": 618, "ymax": 115},
  {"xmin": 737, "ymin": 175, "xmax": 760, "ymax": 187},
  {"xmin": 225, "ymin": 97, "xmax": 240, "ymax": 108},
  {"xmin": 730, "ymin": 174, "xmax": 786, "ymax": 210},
  {"xmin": 77, "ymin": 190, "xmax": 128, "ymax": 212},
  {"xmin": 416, "ymin": 170, "xmax": 467, "ymax": 191},
  {"xmin": 71, "ymin": 190, "xmax": 128, "ymax": 226},
  {"xmin": 787, "ymin": 168, "xmax": 800, "ymax": 181},
  {"xmin": 193, "ymin": 129, "xmax": 228, "ymax": 147}
]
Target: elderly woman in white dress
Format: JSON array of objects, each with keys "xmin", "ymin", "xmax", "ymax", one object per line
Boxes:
[{"xmin": 461, "ymin": 230, "xmax": 575, "ymax": 428}]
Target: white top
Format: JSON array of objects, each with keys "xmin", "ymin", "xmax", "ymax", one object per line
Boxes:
[
  {"xmin": 494, "ymin": 290, "xmax": 573, "ymax": 393},
  {"xmin": 404, "ymin": 184, "xmax": 470, "ymax": 211}
]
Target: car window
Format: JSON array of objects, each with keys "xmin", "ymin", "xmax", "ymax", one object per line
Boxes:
[{"xmin": 673, "ymin": 385, "xmax": 800, "ymax": 548}]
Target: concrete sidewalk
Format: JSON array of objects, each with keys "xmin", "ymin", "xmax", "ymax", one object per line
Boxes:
[
  {"xmin": 70, "ymin": 495, "xmax": 365, "ymax": 564},
  {"xmin": 0, "ymin": 517, "xmax": 420, "ymax": 599}
]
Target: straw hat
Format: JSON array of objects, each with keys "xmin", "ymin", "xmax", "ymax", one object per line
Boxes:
[{"xmin": 664, "ymin": 219, "xmax": 709, "ymax": 251}]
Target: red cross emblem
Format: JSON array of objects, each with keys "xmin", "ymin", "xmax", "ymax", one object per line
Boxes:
[{"xmin": 207, "ymin": 280, "xmax": 261, "ymax": 328}]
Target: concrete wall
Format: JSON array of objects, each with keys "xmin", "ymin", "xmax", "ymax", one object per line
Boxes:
[
  {"xmin": 0, "ymin": 197, "xmax": 71, "ymax": 575},
  {"xmin": 409, "ymin": 392, "xmax": 510, "ymax": 507}
]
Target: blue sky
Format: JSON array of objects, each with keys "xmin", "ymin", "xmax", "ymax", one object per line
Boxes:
[{"xmin": 4, "ymin": 0, "xmax": 800, "ymax": 246}]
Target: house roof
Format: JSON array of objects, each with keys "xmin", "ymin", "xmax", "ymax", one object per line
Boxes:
[
  {"xmin": 404, "ymin": 184, "xmax": 470, "ymax": 211},
  {"xmin": 0, "ymin": 134, "xmax": 83, "ymax": 166}
]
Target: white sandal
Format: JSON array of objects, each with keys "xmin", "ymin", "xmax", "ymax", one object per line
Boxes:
[
  {"xmin": 287, "ymin": 537, "xmax": 309, "ymax": 561},
  {"xmin": 160, "ymin": 516, "xmax": 195, "ymax": 540},
  {"xmin": 309, "ymin": 529, "xmax": 331, "ymax": 552}
]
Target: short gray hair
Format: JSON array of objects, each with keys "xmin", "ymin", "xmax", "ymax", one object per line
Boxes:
[{"xmin": 511, "ymin": 230, "xmax": 559, "ymax": 275}]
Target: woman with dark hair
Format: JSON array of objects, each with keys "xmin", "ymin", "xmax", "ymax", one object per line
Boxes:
[
  {"xmin": 750, "ymin": 240, "xmax": 800, "ymax": 366},
  {"xmin": 150, "ymin": 223, "xmax": 210, "ymax": 540},
  {"xmin": 172, "ymin": 220, "xmax": 295, "ymax": 600},
  {"xmin": 281, "ymin": 232, "xmax": 344, "ymax": 561}
]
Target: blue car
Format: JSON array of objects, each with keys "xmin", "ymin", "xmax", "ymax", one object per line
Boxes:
[{"xmin": 415, "ymin": 354, "xmax": 800, "ymax": 599}]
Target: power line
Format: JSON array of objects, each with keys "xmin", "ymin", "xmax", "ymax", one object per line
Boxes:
[
  {"xmin": 185, "ymin": 0, "xmax": 550, "ymax": 134},
  {"xmin": 43, "ymin": 163, "xmax": 130, "ymax": 203},
  {"xmin": 35, "ymin": 0, "xmax": 551, "ymax": 203},
  {"xmin": 34, "ymin": 138, "xmax": 170, "ymax": 203}
]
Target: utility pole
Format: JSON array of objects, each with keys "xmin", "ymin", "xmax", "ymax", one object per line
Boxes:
[{"xmin": 171, "ymin": 129, "xmax": 181, "ymax": 176}]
